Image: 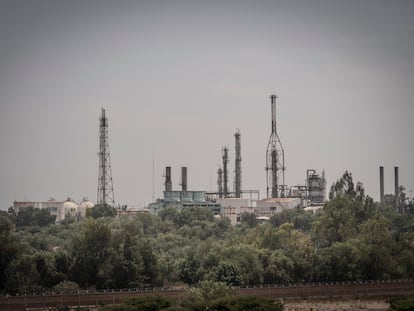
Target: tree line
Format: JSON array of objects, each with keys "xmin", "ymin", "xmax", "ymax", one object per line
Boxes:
[{"xmin": 0, "ymin": 172, "xmax": 413, "ymax": 296}]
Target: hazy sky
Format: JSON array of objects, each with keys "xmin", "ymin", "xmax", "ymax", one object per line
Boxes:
[{"xmin": 1, "ymin": 0, "xmax": 413, "ymax": 209}]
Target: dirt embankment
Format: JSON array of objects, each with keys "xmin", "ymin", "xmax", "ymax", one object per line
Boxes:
[{"xmin": 282, "ymin": 297, "xmax": 389, "ymax": 311}]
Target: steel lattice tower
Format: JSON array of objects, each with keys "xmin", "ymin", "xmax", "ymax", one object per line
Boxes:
[
  {"xmin": 266, "ymin": 94, "xmax": 285, "ymax": 198},
  {"xmin": 97, "ymin": 108, "xmax": 115, "ymax": 206}
]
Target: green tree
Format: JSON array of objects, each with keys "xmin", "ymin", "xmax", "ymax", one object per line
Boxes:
[
  {"xmin": 138, "ymin": 239, "xmax": 162, "ymax": 287},
  {"xmin": 34, "ymin": 208, "xmax": 57, "ymax": 226},
  {"xmin": 181, "ymin": 281, "xmax": 235, "ymax": 311},
  {"xmin": 212, "ymin": 261, "xmax": 242, "ymax": 285},
  {"xmin": 262, "ymin": 249, "xmax": 294, "ymax": 284},
  {"xmin": 110, "ymin": 233, "xmax": 145, "ymax": 288},
  {"xmin": 313, "ymin": 240, "xmax": 366, "ymax": 281},
  {"xmin": 70, "ymin": 219, "xmax": 113, "ymax": 287},
  {"xmin": 52, "ymin": 280, "xmax": 80, "ymax": 294},
  {"xmin": 329, "ymin": 170, "xmax": 356, "ymax": 199},
  {"xmin": 33, "ymin": 251, "xmax": 63, "ymax": 288},
  {"xmin": 15, "ymin": 207, "xmax": 55, "ymax": 227},
  {"xmin": 312, "ymin": 195, "xmax": 359, "ymax": 247},
  {"xmin": 102, "ymin": 295, "xmax": 171, "ymax": 311},
  {"xmin": 240, "ymin": 212, "xmax": 258, "ymax": 228},
  {"xmin": 209, "ymin": 295, "xmax": 283, "ymax": 311},
  {"xmin": 90, "ymin": 203, "xmax": 116, "ymax": 219},
  {"xmin": 270, "ymin": 207, "xmax": 313, "ymax": 232},
  {"xmin": 360, "ymin": 214, "xmax": 398, "ymax": 279},
  {"xmin": 0, "ymin": 212, "xmax": 18, "ymax": 292},
  {"xmin": 180, "ymin": 253, "xmax": 201, "ymax": 285},
  {"xmin": 389, "ymin": 296, "xmax": 414, "ymax": 311},
  {"xmin": 5, "ymin": 254, "xmax": 43, "ymax": 294}
]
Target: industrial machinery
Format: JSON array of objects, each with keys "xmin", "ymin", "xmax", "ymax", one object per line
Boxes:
[
  {"xmin": 265, "ymin": 94, "xmax": 286, "ymax": 198},
  {"xmin": 306, "ymin": 169, "xmax": 326, "ymax": 205}
]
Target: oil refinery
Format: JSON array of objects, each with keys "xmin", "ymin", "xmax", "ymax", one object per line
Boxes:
[
  {"xmin": 12, "ymin": 93, "xmax": 406, "ymax": 225},
  {"xmin": 146, "ymin": 94, "xmax": 327, "ymax": 225}
]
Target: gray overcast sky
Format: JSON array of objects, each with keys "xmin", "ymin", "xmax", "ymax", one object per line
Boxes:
[{"xmin": 1, "ymin": 0, "xmax": 413, "ymax": 209}]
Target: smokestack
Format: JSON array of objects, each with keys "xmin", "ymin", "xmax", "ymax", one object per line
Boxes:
[
  {"xmin": 271, "ymin": 150, "xmax": 278, "ymax": 198},
  {"xmin": 222, "ymin": 147, "xmax": 229, "ymax": 198},
  {"xmin": 181, "ymin": 167, "xmax": 187, "ymax": 191},
  {"xmin": 395, "ymin": 166, "xmax": 399, "ymax": 209},
  {"xmin": 217, "ymin": 168, "xmax": 223, "ymax": 199},
  {"xmin": 165, "ymin": 166, "xmax": 172, "ymax": 192},
  {"xmin": 380, "ymin": 166, "xmax": 384, "ymax": 203},
  {"xmin": 270, "ymin": 94, "xmax": 277, "ymax": 134},
  {"xmin": 234, "ymin": 130, "xmax": 242, "ymax": 198}
]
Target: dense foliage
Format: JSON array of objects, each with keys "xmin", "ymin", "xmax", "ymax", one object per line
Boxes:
[
  {"xmin": 389, "ymin": 296, "xmax": 414, "ymax": 311},
  {"xmin": 1, "ymin": 172, "xmax": 413, "ymax": 295},
  {"xmin": 100, "ymin": 290, "xmax": 283, "ymax": 311}
]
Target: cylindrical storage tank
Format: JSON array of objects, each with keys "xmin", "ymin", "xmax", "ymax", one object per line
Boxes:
[
  {"xmin": 78, "ymin": 198, "xmax": 94, "ymax": 218},
  {"xmin": 61, "ymin": 199, "xmax": 78, "ymax": 222}
]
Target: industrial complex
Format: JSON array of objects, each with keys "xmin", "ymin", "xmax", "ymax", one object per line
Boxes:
[
  {"xmin": 145, "ymin": 94, "xmax": 327, "ymax": 224},
  {"xmin": 12, "ymin": 93, "xmax": 404, "ymax": 225},
  {"xmin": 11, "ymin": 94, "xmax": 327, "ymax": 224}
]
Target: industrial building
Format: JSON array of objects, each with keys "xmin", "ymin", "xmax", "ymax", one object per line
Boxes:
[
  {"xmin": 147, "ymin": 94, "xmax": 327, "ymax": 224},
  {"xmin": 13, "ymin": 98, "xmax": 329, "ymax": 225},
  {"xmin": 12, "ymin": 197, "xmax": 94, "ymax": 223},
  {"xmin": 148, "ymin": 166, "xmax": 221, "ymax": 214}
]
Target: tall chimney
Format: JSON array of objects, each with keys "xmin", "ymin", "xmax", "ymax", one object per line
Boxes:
[
  {"xmin": 181, "ymin": 167, "xmax": 187, "ymax": 191},
  {"xmin": 222, "ymin": 147, "xmax": 229, "ymax": 198},
  {"xmin": 217, "ymin": 168, "xmax": 223, "ymax": 199},
  {"xmin": 271, "ymin": 150, "xmax": 278, "ymax": 198},
  {"xmin": 380, "ymin": 166, "xmax": 384, "ymax": 203},
  {"xmin": 165, "ymin": 166, "xmax": 172, "ymax": 192},
  {"xmin": 234, "ymin": 130, "xmax": 242, "ymax": 198},
  {"xmin": 395, "ymin": 166, "xmax": 399, "ymax": 209}
]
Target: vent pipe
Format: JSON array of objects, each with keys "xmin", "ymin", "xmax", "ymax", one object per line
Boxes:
[
  {"xmin": 380, "ymin": 166, "xmax": 384, "ymax": 203},
  {"xmin": 222, "ymin": 147, "xmax": 229, "ymax": 198},
  {"xmin": 165, "ymin": 166, "xmax": 172, "ymax": 192},
  {"xmin": 218, "ymin": 168, "xmax": 223, "ymax": 199},
  {"xmin": 395, "ymin": 166, "xmax": 399, "ymax": 209},
  {"xmin": 235, "ymin": 130, "xmax": 242, "ymax": 198},
  {"xmin": 181, "ymin": 167, "xmax": 187, "ymax": 191}
]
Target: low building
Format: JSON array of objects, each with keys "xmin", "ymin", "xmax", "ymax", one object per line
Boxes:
[
  {"xmin": 13, "ymin": 197, "xmax": 94, "ymax": 223},
  {"xmin": 148, "ymin": 190, "xmax": 221, "ymax": 214},
  {"xmin": 219, "ymin": 198, "xmax": 254, "ymax": 225},
  {"xmin": 255, "ymin": 197, "xmax": 302, "ymax": 217}
]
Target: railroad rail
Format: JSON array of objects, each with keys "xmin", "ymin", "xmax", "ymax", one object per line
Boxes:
[{"xmin": 1, "ymin": 279, "xmax": 413, "ymax": 311}]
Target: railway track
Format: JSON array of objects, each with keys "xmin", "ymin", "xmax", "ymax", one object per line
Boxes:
[{"xmin": 1, "ymin": 279, "xmax": 413, "ymax": 311}]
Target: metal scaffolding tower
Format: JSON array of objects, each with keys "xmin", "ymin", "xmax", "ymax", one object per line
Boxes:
[
  {"xmin": 266, "ymin": 94, "xmax": 286, "ymax": 198},
  {"xmin": 97, "ymin": 108, "xmax": 115, "ymax": 206},
  {"xmin": 234, "ymin": 129, "xmax": 242, "ymax": 198}
]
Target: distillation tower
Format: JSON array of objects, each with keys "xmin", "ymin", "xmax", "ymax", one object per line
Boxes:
[
  {"xmin": 97, "ymin": 108, "xmax": 115, "ymax": 206},
  {"xmin": 217, "ymin": 168, "xmax": 223, "ymax": 199},
  {"xmin": 266, "ymin": 94, "xmax": 286, "ymax": 198}
]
